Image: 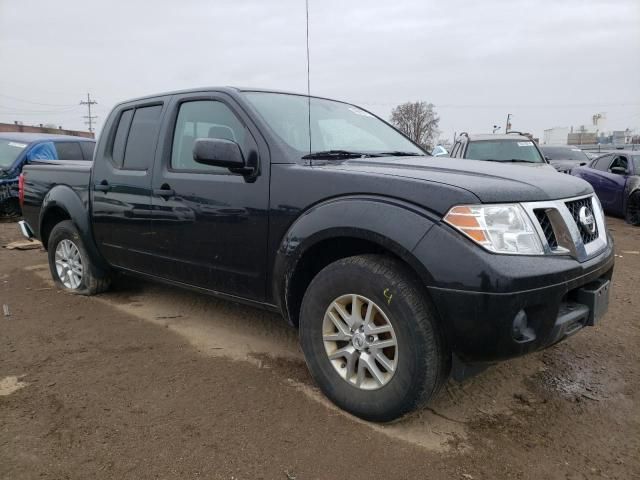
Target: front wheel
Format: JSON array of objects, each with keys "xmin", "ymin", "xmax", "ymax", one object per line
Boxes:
[
  {"xmin": 625, "ymin": 191, "xmax": 640, "ymax": 226},
  {"xmin": 47, "ymin": 220, "xmax": 111, "ymax": 295},
  {"xmin": 299, "ymin": 254, "xmax": 449, "ymax": 422}
]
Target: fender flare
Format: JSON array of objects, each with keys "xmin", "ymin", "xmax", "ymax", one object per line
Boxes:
[
  {"xmin": 39, "ymin": 185, "xmax": 110, "ymax": 274},
  {"xmin": 271, "ymin": 195, "xmax": 439, "ymax": 322}
]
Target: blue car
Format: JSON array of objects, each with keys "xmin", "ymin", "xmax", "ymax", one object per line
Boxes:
[
  {"xmin": 572, "ymin": 150, "xmax": 640, "ymax": 225},
  {"xmin": 0, "ymin": 132, "xmax": 95, "ymax": 216}
]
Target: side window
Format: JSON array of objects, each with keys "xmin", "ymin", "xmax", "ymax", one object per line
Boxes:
[
  {"xmin": 80, "ymin": 141, "xmax": 95, "ymax": 161},
  {"xmin": 592, "ymin": 155, "xmax": 612, "ymax": 171},
  {"xmin": 171, "ymin": 100, "xmax": 247, "ymax": 173},
  {"xmin": 123, "ymin": 105, "xmax": 163, "ymax": 170},
  {"xmin": 54, "ymin": 142, "xmax": 84, "ymax": 160},
  {"xmin": 609, "ymin": 156, "xmax": 628, "ymax": 173},
  {"xmin": 111, "ymin": 109, "xmax": 134, "ymax": 168}
]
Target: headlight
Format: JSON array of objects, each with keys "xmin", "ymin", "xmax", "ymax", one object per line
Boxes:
[{"xmin": 444, "ymin": 204, "xmax": 543, "ymax": 255}]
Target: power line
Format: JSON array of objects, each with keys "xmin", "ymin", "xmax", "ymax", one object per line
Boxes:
[
  {"xmin": 354, "ymin": 101, "xmax": 640, "ymax": 109},
  {"xmin": 80, "ymin": 93, "xmax": 98, "ymax": 133},
  {"xmin": 0, "ymin": 93, "xmax": 77, "ymax": 107},
  {"xmin": 0, "ymin": 104, "xmax": 80, "ymax": 114}
]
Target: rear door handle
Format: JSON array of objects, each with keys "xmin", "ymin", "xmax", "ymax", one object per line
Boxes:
[
  {"xmin": 153, "ymin": 185, "xmax": 174, "ymax": 198},
  {"xmin": 94, "ymin": 180, "xmax": 110, "ymax": 192}
]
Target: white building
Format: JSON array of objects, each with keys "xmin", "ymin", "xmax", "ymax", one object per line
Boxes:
[{"xmin": 543, "ymin": 127, "xmax": 569, "ymax": 145}]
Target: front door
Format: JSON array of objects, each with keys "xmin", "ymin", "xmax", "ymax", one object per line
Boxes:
[
  {"xmin": 149, "ymin": 93, "xmax": 270, "ymax": 301},
  {"xmin": 91, "ymin": 101, "xmax": 167, "ymax": 272}
]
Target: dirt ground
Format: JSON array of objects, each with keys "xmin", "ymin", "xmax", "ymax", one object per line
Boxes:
[{"xmin": 0, "ymin": 217, "xmax": 638, "ymax": 480}]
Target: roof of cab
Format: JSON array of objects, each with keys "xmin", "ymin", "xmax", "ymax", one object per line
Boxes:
[
  {"xmin": 0, "ymin": 132, "xmax": 95, "ymax": 143},
  {"xmin": 111, "ymin": 86, "xmax": 353, "ymax": 109},
  {"xmin": 462, "ymin": 133, "xmax": 532, "ymax": 142}
]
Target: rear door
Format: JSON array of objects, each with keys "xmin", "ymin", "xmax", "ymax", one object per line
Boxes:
[
  {"xmin": 148, "ymin": 92, "xmax": 270, "ymax": 301},
  {"xmin": 91, "ymin": 100, "xmax": 168, "ymax": 272}
]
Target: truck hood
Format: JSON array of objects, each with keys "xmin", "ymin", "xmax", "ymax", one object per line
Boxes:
[{"xmin": 322, "ymin": 156, "xmax": 593, "ymax": 203}]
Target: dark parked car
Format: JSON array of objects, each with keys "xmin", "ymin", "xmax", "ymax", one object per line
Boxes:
[
  {"xmin": 541, "ymin": 146, "xmax": 591, "ymax": 173},
  {"xmin": 18, "ymin": 87, "xmax": 614, "ymax": 421},
  {"xmin": 572, "ymin": 151, "xmax": 640, "ymax": 225},
  {"xmin": 449, "ymin": 133, "xmax": 555, "ymax": 171},
  {"xmin": 0, "ymin": 133, "xmax": 95, "ymax": 216}
]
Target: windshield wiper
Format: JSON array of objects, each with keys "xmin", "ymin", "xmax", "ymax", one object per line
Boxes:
[
  {"xmin": 376, "ymin": 151, "xmax": 423, "ymax": 157},
  {"xmin": 301, "ymin": 150, "xmax": 381, "ymax": 160},
  {"xmin": 483, "ymin": 159, "xmax": 539, "ymax": 164}
]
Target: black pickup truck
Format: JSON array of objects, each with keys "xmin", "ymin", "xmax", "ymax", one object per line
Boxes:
[{"xmin": 19, "ymin": 87, "xmax": 614, "ymax": 421}]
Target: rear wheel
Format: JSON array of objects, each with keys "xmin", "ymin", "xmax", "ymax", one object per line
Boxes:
[
  {"xmin": 47, "ymin": 220, "xmax": 111, "ymax": 295},
  {"xmin": 299, "ymin": 254, "xmax": 449, "ymax": 422},
  {"xmin": 625, "ymin": 192, "xmax": 640, "ymax": 226}
]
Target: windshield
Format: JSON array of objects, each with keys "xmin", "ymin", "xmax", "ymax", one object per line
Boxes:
[
  {"xmin": 633, "ymin": 155, "xmax": 640, "ymax": 172},
  {"xmin": 465, "ymin": 140, "xmax": 544, "ymax": 163},
  {"xmin": 0, "ymin": 139, "xmax": 28, "ymax": 168},
  {"xmin": 243, "ymin": 92, "xmax": 424, "ymax": 156},
  {"xmin": 542, "ymin": 147, "xmax": 590, "ymax": 161}
]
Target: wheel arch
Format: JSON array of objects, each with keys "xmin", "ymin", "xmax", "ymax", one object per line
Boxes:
[
  {"xmin": 39, "ymin": 185, "xmax": 110, "ymax": 274},
  {"xmin": 271, "ymin": 196, "xmax": 439, "ymax": 327}
]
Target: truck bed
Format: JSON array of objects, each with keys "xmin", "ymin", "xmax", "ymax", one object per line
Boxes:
[{"xmin": 21, "ymin": 161, "xmax": 92, "ymax": 240}]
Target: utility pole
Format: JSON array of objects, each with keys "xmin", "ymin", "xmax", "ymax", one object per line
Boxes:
[{"xmin": 80, "ymin": 93, "xmax": 98, "ymax": 133}]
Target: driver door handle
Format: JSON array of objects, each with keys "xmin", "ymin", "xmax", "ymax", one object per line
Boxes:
[
  {"xmin": 154, "ymin": 184, "xmax": 174, "ymax": 198},
  {"xmin": 94, "ymin": 180, "xmax": 110, "ymax": 192}
]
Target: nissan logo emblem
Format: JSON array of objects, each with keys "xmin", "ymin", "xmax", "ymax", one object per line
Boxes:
[{"xmin": 578, "ymin": 206, "xmax": 596, "ymax": 234}]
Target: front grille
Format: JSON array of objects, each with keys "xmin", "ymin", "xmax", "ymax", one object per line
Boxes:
[
  {"xmin": 534, "ymin": 209, "xmax": 558, "ymax": 249},
  {"xmin": 565, "ymin": 197, "xmax": 599, "ymax": 244}
]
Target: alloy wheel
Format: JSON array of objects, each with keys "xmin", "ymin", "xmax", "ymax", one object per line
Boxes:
[
  {"xmin": 322, "ymin": 294, "xmax": 398, "ymax": 390},
  {"xmin": 55, "ymin": 239, "xmax": 83, "ymax": 289}
]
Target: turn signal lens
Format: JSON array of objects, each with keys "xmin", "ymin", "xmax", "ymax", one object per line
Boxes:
[{"xmin": 444, "ymin": 204, "xmax": 543, "ymax": 255}]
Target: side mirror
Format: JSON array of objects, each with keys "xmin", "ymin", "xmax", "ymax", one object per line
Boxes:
[
  {"xmin": 545, "ymin": 156, "xmax": 551, "ymax": 161},
  {"xmin": 193, "ymin": 138, "xmax": 250, "ymax": 173},
  {"xmin": 610, "ymin": 166, "xmax": 627, "ymax": 175}
]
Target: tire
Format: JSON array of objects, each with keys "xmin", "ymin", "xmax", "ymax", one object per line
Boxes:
[
  {"xmin": 47, "ymin": 220, "xmax": 111, "ymax": 295},
  {"xmin": 299, "ymin": 254, "xmax": 449, "ymax": 422},
  {"xmin": 625, "ymin": 191, "xmax": 640, "ymax": 226}
]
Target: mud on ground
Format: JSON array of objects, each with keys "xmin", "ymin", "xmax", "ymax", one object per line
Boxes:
[{"xmin": 0, "ymin": 218, "xmax": 638, "ymax": 479}]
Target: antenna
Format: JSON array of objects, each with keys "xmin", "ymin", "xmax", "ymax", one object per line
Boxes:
[
  {"xmin": 80, "ymin": 93, "xmax": 98, "ymax": 133},
  {"xmin": 305, "ymin": 0, "xmax": 311, "ymax": 154}
]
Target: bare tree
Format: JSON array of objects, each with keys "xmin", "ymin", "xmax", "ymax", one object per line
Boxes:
[{"xmin": 390, "ymin": 101, "xmax": 440, "ymax": 150}]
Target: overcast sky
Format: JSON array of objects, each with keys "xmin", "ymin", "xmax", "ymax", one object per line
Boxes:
[{"xmin": 1, "ymin": 0, "xmax": 638, "ymax": 142}]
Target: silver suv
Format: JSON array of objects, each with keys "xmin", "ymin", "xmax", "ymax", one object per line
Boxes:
[{"xmin": 449, "ymin": 132, "xmax": 554, "ymax": 169}]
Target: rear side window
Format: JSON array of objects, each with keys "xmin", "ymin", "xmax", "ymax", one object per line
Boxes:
[
  {"xmin": 109, "ymin": 105, "xmax": 162, "ymax": 170},
  {"xmin": 80, "ymin": 141, "xmax": 95, "ymax": 161},
  {"xmin": 55, "ymin": 142, "xmax": 84, "ymax": 160},
  {"xmin": 111, "ymin": 109, "xmax": 134, "ymax": 168},
  {"xmin": 123, "ymin": 105, "xmax": 163, "ymax": 170}
]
